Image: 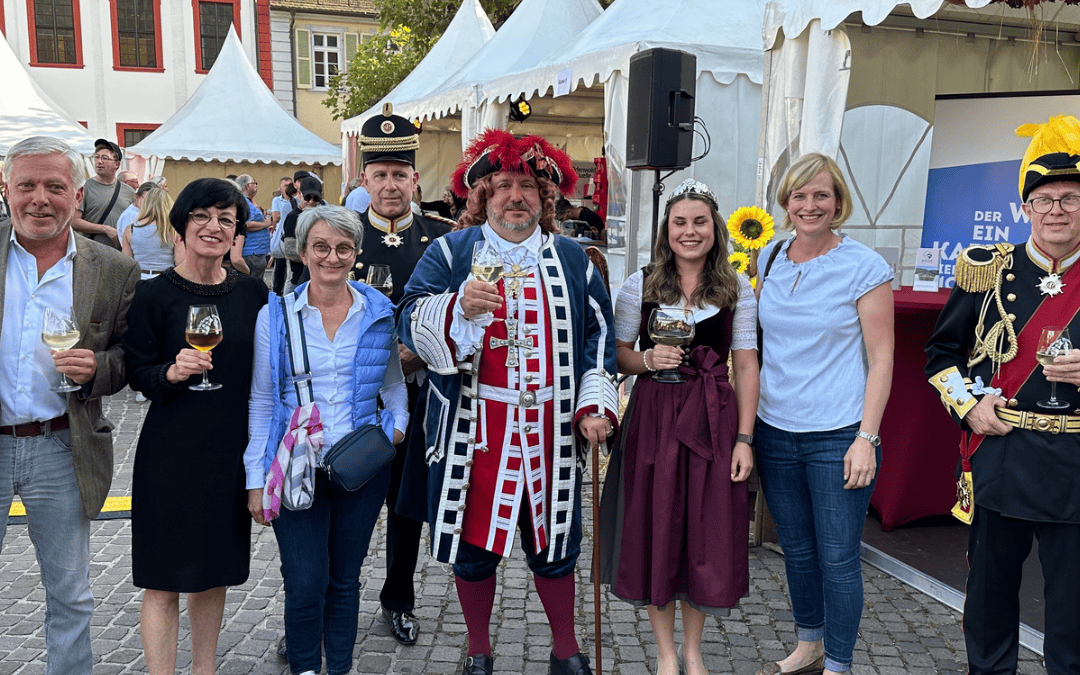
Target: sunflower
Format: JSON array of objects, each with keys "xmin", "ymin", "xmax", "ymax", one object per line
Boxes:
[
  {"xmin": 728, "ymin": 251, "xmax": 750, "ymax": 275},
  {"xmin": 727, "ymin": 206, "xmax": 775, "ymax": 250},
  {"xmin": 750, "ymin": 276, "xmax": 758, "ymax": 289}
]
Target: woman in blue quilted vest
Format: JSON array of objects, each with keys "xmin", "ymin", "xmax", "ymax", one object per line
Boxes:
[{"xmin": 243, "ymin": 205, "xmax": 409, "ymax": 675}]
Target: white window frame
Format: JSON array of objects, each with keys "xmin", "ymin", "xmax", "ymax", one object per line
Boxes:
[{"xmin": 310, "ymin": 31, "xmax": 342, "ymax": 90}]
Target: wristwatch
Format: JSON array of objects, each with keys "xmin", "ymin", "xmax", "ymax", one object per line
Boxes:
[
  {"xmin": 857, "ymin": 430, "xmax": 881, "ymax": 447},
  {"xmin": 736, "ymin": 433, "xmax": 754, "ymax": 447}
]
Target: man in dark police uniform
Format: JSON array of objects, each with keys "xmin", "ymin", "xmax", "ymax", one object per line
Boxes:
[
  {"xmin": 925, "ymin": 115, "xmax": 1080, "ymax": 675},
  {"xmin": 353, "ymin": 103, "xmax": 451, "ymax": 645}
]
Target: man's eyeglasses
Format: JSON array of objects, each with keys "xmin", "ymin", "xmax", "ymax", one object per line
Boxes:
[
  {"xmin": 1029, "ymin": 195, "xmax": 1080, "ymax": 214},
  {"xmin": 189, "ymin": 212, "xmax": 237, "ymax": 228},
  {"xmin": 303, "ymin": 193, "xmax": 321, "ymax": 202},
  {"xmin": 310, "ymin": 242, "xmax": 356, "ymax": 258},
  {"xmin": 92, "ymin": 154, "xmax": 118, "ymax": 162}
]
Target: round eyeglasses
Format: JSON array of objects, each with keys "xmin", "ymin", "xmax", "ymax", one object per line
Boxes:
[
  {"xmin": 310, "ymin": 242, "xmax": 356, "ymax": 258},
  {"xmin": 188, "ymin": 212, "xmax": 237, "ymax": 228},
  {"xmin": 1029, "ymin": 195, "xmax": 1080, "ymax": 214}
]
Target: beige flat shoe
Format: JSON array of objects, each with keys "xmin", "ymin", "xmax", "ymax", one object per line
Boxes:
[{"xmin": 754, "ymin": 655, "xmax": 824, "ymax": 675}]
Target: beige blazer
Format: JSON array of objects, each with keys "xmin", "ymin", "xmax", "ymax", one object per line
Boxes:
[{"xmin": 0, "ymin": 222, "xmax": 140, "ymax": 518}]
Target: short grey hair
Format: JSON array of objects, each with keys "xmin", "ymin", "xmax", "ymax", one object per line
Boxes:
[
  {"xmin": 2, "ymin": 136, "xmax": 86, "ymax": 187},
  {"xmin": 297, "ymin": 205, "xmax": 363, "ymax": 251},
  {"xmin": 235, "ymin": 174, "xmax": 254, "ymax": 191}
]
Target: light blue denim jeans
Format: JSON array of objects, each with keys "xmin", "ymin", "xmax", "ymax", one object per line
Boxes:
[
  {"xmin": 754, "ymin": 420, "xmax": 878, "ymax": 673},
  {"xmin": 0, "ymin": 429, "xmax": 94, "ymax": 675}
]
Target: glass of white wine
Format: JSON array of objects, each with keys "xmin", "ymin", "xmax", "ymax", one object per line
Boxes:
[
  {"xmin": 1037, "ymin": 325, "xmax": 1071, "ymax": 410},
  {"xmin": 41, "ymin": 307, "xmax": 82, "ymax": 393},
  {"xmin": 186, "ymin": 305, "xmax": 224, "ymax": 391},
  {"xmin": 471, "ymin": 241, "xmax": 503, "ymax": 284},
  {"xmin": 366, "ymin": 264, "xmax": 393, "ymax": 298},
  {"xmin": 647, "ymin": 307, "xmax": 695, "ymax": 384}
]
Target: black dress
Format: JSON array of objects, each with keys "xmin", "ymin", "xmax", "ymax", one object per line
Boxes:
[{"xmin": 123, "ymin": 268, "xmax": 268, "ymax": 592}]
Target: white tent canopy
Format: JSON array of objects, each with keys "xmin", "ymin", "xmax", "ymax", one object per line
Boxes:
[
  {"xmin": 128, "ymin": 26, "xmax": 341, "ymax": 168},
  {"xmin": 0, "ymin": 34, "xmax": 96, "ymax": 157},
  {"xmin": 340, "ymin": 0, "xmax": 496, "ymax": 136}
]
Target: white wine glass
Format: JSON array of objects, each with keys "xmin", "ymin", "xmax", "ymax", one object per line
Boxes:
[
  {"xmin": 471, "ymin": 241, "xmax": 503, "ymax": 284},
  {"xmin": 647, "ymin": 307, "xmax": 695, "ymax": 384},
  {"xmin": 186, "ymin": 305, "xmax": 223, "ymax": 391},
  {"xmin": 1037, "ymin": 325, "xmax": 1071, "ymax": 410},
  {"xmin": 366, "ymin": 264, "xmax": 393, "ymax": 298},
  {"xmin": 41, "ymin": 307, "xmax": 82, "ymax": 393}
]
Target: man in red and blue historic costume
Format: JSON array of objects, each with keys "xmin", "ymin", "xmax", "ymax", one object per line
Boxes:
[
  {"xmin": 925, "ymin": 115, "xmax": 1080, "ymax": 675},
  {"xmin": 396, "ymin": 130, "xmax": 618, "ymax": 675}
]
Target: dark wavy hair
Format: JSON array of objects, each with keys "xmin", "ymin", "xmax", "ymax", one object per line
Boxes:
[
  {"xmin": 169, "ymin": 177, "xmax": 250, "ymax": 240},
  {"xmin": 455, "ymin": 174, "xmax": 559, "ymax": 233},
  {"xmin": 642, "ymin": 192, "xmax": 740, "ymax": 310}
]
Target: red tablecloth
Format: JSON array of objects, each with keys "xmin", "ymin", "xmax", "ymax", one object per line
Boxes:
[{"xmin": 870, "ymin": 287, "xmax": 962, "ymax": 530}]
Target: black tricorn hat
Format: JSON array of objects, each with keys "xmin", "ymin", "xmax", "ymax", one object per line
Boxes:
[
  {"xmin": 360, "ymin": 103, "xmax": 419, "ymax": 167},
  {"xmin": 1022, "ymin": 152, "xmax": 1080, "ymax": 202}
]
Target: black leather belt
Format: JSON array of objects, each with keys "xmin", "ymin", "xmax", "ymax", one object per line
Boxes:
[{"xmin": 0, "ymin": 415, "xmax": 70, "ymax": 437}]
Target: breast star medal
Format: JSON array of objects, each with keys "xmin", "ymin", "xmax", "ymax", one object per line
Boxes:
[
  {"xmin": 1039, "ymin": 273, "xmax": 1065, "ymax": 297},
  {"xmin": 382, "ymin": 232, "xmax": 403, "ymax": 247}
]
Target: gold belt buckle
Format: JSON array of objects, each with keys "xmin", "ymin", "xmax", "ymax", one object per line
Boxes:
[{"xmin": 1032, "ymin": 413, "xmax": 1063, "ymax": 434}]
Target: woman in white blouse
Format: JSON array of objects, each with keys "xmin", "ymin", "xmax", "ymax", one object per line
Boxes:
[
  {"xmin": 244, "ymin": 205, "xmax": 408, "ymax": 675},
  {"xmin": 598, "ymin": 179, "xmax": 758, "ymax": 675}
]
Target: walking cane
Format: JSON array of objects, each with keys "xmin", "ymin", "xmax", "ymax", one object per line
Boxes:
[{"xmin": 592, "ymin": 439, "xmax": 604, "ymax": 675}]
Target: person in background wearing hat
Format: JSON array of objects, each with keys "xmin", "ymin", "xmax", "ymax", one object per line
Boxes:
[
  {"xmin": 926, "ymin": 115, "xmax": 1080, "ymax": 675},
  {"xmin": 353, "ymin": 104, "xmax": 452, "ymax": 647},
  {"xmin": 279, "ymin": 176, "xmax": 326, "ymax": 295},
  {"xmin": 397, "ymin": 129, "xmax": 617, "ymax": 675},
  {"xmin": 71, "ymin": 139, "xmax": 136, "ymax": 249}
]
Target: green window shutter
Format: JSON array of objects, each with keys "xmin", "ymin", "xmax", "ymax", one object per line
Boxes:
[
  {"xmin": 296, "ymin": 29, "xmax": 311, "ymax": 88},
  {"xmin": 345, "ymin": 33, "xmax": 359, "ymax": 67}
]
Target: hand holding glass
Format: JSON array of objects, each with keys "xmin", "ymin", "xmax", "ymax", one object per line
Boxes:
[
  {"xmin": 186, "ymin": 305, "xmax": 223, "ymax": 391},
  {"xmin": 366, "ymin": 264, "xmax": 393, "ymax": 297},
  {"xmin": 647, "ymin": 308, "xmax": 695, "ymax": 384},
  {"xmin": 1037, "ymin": 326, "xmax": 1072, "ymax": 410},
  {"xmin": 471, "ymin": 241, "xmax": 503, "ymax": 283},
  {"xmin": 41, "ymin": 308, "xmax": 82, "ymax": 393}
]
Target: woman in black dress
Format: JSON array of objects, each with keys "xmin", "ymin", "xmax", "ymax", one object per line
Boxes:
[
  {"xmin": 123, "ymin": 178, "xmax": 268, "ymax": 675},
  {"xmin": 599, "ymin": 179, "xmax": 758, "ymax": 675}
]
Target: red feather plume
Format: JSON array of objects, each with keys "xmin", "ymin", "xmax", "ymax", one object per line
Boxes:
[{"xmin": 450, "ymin": 128, "xmax": 578, "ymax": 198}]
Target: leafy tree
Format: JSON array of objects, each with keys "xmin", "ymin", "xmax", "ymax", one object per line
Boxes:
[{"xmin": 324, "ymin": 0, "xmax": 613, "ymax": 120}]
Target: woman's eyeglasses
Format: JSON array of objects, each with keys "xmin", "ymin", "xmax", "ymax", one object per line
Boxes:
[
  {"xmin": 310, "ymin": 242, "xmax": 356, "ymax": 258},
  {"xmin": 189, "ymin": 212, "xmax": 237, "ymax": 228}
]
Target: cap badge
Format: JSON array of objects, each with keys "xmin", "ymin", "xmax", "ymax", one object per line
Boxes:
[{"xmin": 381, "ymin": 120, "xmax": 395, "ymax": 135}]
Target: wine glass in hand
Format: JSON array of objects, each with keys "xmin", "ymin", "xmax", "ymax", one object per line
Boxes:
[
  {"xmin": 365, "ymin": 264, "xmax": 393, "ymax": 297},
  {"xmin": 186, "ymin": 305, "xmax": 223, "ymax": 391},
  {"xmin": 648, "ymin": 308, "xmax": 695, "ymax": 384},
  {"xmin": 41, "ymin": 307, "xmax": 82, "ymax": 393},
  {"xmin": 471, "ymin": 241, "xmax": 503, "ymax": 284},
  {"xmin": 1037, "ymin": 325, "xmax": 1072, "ymax": 410}
]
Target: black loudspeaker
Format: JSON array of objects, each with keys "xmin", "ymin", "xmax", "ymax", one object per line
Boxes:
[{"xmin": 626, "ymin": 48, "xmax": 697, "ymax": 171}]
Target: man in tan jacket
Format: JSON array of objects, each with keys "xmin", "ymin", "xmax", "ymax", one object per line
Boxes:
[{"xmin": 0, "ymin": 136, "xmax": 139, "ymax": 675}]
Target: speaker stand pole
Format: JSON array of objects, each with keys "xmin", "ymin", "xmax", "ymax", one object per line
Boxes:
[{"xmin": 650, "ymin": 168, "xmax": 679, "ymax": 250}]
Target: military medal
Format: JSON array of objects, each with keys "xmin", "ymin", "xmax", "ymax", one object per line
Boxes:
[
  {"xmin": 1039, "ymin": 273, "xmax": 1065, "ymax": 296},
  {"xmin": 383, "ymin": 232, "xmax": 403, "ymax": 247}
]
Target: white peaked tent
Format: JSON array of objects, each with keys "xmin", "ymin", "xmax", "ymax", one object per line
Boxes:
[
  {"xmin": 478, "ymin": 0, "xmax": 769, "ymax": 280},
  {"xmin": 340, "ymin": 0, "xmax": 496, "ymax": 189},
  {"xmin": 129, "ymin": 25, "xmax": 341, "ymax": 175},
  {"xmin": 0, "ymin": 34, "xmax": 96, "ymax": 157}
]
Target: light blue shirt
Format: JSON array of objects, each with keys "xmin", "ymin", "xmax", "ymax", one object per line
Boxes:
[
  {"xmin": 0, "ymin": 228, "xmax": 77, "ymax": 425},
  {"xmin": 757, "ymin": 235, "xmax": 893, "ymax": 432},
  {"xmin": 116, "ymin": 202, "xmax": 140, "ymax": 241},
  {"xmin": 243, "ymin": 283, "xmax": 409, "ymax": 487},
  {"xmin": 345, "ymin": 185, "xmax": 370, "ymax": 212}
]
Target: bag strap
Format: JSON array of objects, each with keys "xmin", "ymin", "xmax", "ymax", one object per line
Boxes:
[
  {"xmin": 96, "ymin": 182, "xmax": 123, "ymax": 225},
  {"xmin": 760, "ymin": 240, "xmax": 783, "ymax": 283},
  {"xmin": 280, "ymin": 292, "xmax": 315, "ymax": 406}
]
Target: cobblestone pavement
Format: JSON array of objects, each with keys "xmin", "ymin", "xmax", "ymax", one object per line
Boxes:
[{"xmin": 0, "ymin": 388, "xmax": 1048, "ymax": 675}]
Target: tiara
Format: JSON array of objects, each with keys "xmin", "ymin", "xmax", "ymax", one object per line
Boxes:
[{"xmin": 668, "ymin": 179, "xmax": 718, "ymax": 208}]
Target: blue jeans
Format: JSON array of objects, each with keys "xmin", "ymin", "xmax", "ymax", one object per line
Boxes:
[
  {"xmin": 755, "ymin": 420, "xmax": 878, "ymax": 673},
  {"xmin": 0, "ymin": 429, "xmax": 93, "ymax": 675},
  {"xmin": 272, "ymin": 466, "xmax": 390, "ymax": 675}
]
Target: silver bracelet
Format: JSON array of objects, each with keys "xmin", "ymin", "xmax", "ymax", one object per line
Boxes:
[{"xmin": 643, "ymin": 348, "xmax": 657, "ymax": 372}]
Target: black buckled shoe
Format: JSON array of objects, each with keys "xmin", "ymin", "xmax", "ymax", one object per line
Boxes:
[
  {"xmin": 550, "ymin": 652, "xmax": 592, "ymax": 675},
  {"xmin": 382, "ymin": 606, "xmax": 419, "ymax": 645},
  {"xmin": 461, "ymin": 654, "xmax": 494, "ymax": 675}
]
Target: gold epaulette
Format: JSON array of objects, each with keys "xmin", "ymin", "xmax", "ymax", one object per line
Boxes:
[
  {"xmin": 421, "ymin": 212, "xmax": 458, "ymax": 228},
  {"xmin": 954, "ymin": 243, "xmax": 1014, "ymax": 293}
]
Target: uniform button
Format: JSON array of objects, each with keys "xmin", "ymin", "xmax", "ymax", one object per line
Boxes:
[
  {"xmin": 411, "ymin": 312, "xmax": 418, "ymax": 320},
  {"xmin": 1008, "ymin": 398, "xmax": 1018, "ymax": 407},
  {"xmin": 1006, "ymin": 273, "xmax": 1016, "ymax": 282},
  {"xmin": 524, "ymin": 425, "xmax": 533, "ymax": 432},
  {"xmin": 1006, "ymin": 293, "xmax": 1016, "ymax": 302},
  {"xmin": 356, "ymin": 262, "xmax": 365, "ymax": 269},
  {"xmin": 462, "ymin": 482, "xmax": 470, "ymax": 489},
  {"xmin": 939, "ymin": 375, "xmax": 949, "ymax": 383},
  {"xmin": 458, "ymin": 505, "xmax": 465, "ymax": 511},
  {"xmin": 454, "ymin": 527, "xmax": 462, "ymax": 534},
  {"xmin": 465, "ymin": 459, "xmax": 473, "ymax": 467},
  {"xmin": 479, "ymin": 446, "xmax": 489, "ymax": 453},
  {"xmin": 524, "ymin": 349, "xmax": 533, "ymax": 357},
  {"xmin": 525, "ymin": 374, "xmax": 534, "ymax": 382},
  {"xmin": 955, "ymin": 397, "xmax": 965, "ymax": 405},
  {"xmin": 946, "ymin": 387, "xmax": 954, "ymax": 394},
  {"xmin": 421, "ymin": 236, "xmax": 430, "ymax": 243}
]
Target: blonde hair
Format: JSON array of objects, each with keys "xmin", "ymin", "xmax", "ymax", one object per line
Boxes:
[
  {"xmin": 775, "ymin": 153, "xmax": 853, "ymax": 231},
  {"xmin": 134, "ymin": 187, "xmax": 176, "ymax": 249}
]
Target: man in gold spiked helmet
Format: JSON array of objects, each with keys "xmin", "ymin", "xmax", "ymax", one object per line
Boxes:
[{"xmin": 925, "ymin": 114, "xmax": 1080, "ymax": 675}]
